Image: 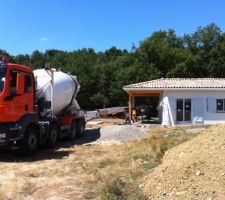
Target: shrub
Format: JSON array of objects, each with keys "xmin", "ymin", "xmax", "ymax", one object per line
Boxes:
[{"xmin": 100, "ymin": 176, "xmax": 146, "ymax": 200}]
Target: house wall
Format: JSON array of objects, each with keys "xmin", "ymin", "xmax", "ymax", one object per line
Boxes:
[{"xmin": 161, "ymin": 90, "xmax": 225, "ymax": 125}]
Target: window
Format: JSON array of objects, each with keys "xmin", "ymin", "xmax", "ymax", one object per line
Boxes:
[
  {"xmin": 10, "ymin": 71, "xmax": 18, "ymax": 94},
  {"xmin": 10, "ymin": 71, "xmax": 32, "ymax": 94},
  {"xmin": 25, "ymin": 75, "xmax": 32, "ymax": 93},
  {"xmin": 0, "ymin": 67, "xmax": 6, "ymax": 92},
  {"xmin": 216, "ymin": 99, "xmax": 225, "ymax": 111}
]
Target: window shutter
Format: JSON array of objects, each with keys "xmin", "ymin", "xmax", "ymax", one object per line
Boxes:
[{"xmin": 207, "ymin": 97, "xmax": 216, "ymax": 112}]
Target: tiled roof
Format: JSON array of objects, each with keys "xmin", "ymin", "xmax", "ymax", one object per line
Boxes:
[{"xmin": 123, "ymin": 78, "xmax": 225, "ymax": 90}]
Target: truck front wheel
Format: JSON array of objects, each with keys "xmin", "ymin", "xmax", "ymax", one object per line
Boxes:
[
  {"xmin": 20, "ymin": 125, "xmax": 39, "ymax": 155},
  {"xmin": 77, "ymin": 119, "xmax": 85, "ymax": 138},
  {"xmin": 46, "ymin": 124, "xmax": 59, "ymax": 147},
  {"xmin": 69, "ymin": 121, "xmax": 77, "ymax": 140}
]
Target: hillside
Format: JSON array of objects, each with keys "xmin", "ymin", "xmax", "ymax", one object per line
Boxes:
[{"xmin": 142, "ymin": 125, "xmax": 225, "ymax": 199}]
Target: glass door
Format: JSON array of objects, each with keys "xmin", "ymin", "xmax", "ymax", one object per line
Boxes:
[
  {"xmin": 176, "ymin": 99, "xmax": 184, "ymax": 121},
  {"xmin": 176, "ymin": 99, "xmax": 192, "ymax": 122},
  {"xmin": 184, "ymin": 99, "xmax": 191, "ymax": 121}
]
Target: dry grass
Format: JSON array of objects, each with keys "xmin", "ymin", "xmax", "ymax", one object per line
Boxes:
[{"xmin": 0, "ymin": 125, "xmax": 207, "ymax": 200}]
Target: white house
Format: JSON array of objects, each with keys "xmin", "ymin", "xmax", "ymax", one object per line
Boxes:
[{"xmin": 123, "ymin": 78, "xmax": 225, "ymax": 126}]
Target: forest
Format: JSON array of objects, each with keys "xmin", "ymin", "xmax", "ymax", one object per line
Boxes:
[{"xmin": 2, "ymin": 23, "xmax": 225, "ymax": 109}]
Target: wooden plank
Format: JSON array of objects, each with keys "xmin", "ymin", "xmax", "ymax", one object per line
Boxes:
[
  {"xmin": 134, "ymin": 93, "xmax": 161, "ymax": 97},
  {"xmin": 128, "ymin": 91, "xmax": 162, "ymax": 96}
]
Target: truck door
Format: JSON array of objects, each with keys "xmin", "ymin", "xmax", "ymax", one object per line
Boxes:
[{"xmin": 7, "ymin": 70, "xmax": 34, "ymax": 122}]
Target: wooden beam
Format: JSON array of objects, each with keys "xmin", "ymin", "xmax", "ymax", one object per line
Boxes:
[{"xmin": 134, "ymin": 93, "xmax": 161, "ymax": 97}]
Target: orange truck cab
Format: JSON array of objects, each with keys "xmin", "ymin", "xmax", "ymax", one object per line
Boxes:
[{"xmin": 0, "ymin": 59, "xmax": 85, "ymax": 155}]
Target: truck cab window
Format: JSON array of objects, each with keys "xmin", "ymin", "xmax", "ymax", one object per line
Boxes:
[
  {"xmin": 25, "ymin": 75, "xmax": 32, "ymax": 93},
  {"xmin": 0, "ymin": 68, "xmax": 6, "ymax": 92},
  {"xmin": 10, "ymin": 71, "xmax": 17, "ymax": 94}
]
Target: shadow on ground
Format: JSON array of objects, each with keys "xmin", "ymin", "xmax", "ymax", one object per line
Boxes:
[{"xmin": 0, "ymin": 128, "xmax": 101, "ymax": 163}]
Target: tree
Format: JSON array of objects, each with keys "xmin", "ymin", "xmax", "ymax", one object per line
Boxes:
[
  {"xmin": 183, "ymin": 23, "xmax": 223, "ymax": 77},
  {"xmin": 30, "ymin": 50, "xmax": 46, "ymax": 69},
  {"xmin": 14, "ymin": 54, "xmax": 31, "ymax": 66},
  {"xmin": 90, "ymin": 93, "xmax": 108, "ymax": 109},
  {"xmin": 207, "ymin": 33, "xmax": 225, "ymax": 77},
  {"xmin": 2, "ymin": 23, "xmax": 225, "ymax": 109}
]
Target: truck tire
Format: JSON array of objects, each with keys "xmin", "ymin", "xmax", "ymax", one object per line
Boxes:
[
  {"xmin": 77, "ymin": 119, "xmax": 85, "ymax": 138},
  {"xmin": 69, "ymin": 121, "xmax": 77, "ymax": 140},
  {"xmin": 20, "ymin": 125, "xmax": 39, "ymax": 155},
  {"xmin": 46, "ymin": 124, "xmax": 59, "ymax": 148}
]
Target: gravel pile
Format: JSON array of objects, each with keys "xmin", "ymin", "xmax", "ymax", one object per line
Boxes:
[
  {"xmin": 83, "ymin": 125, "xmax": 148, "ymax": 145},
  {"xmin": 99, "ymin": 125, "xmax": 148, "ymax": 142}
]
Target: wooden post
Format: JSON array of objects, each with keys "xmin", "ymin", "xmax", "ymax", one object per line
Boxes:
[
  {"xmin": 129, "ymin": 93, "xmax": 132, "ymax": 122},
  {"xmin": 132, "ymin": 95, "xmax": 135, "ymax": 107},
  {"xmin": 131, "ymin": 95, "xmax": 135, "ymax": 122}
]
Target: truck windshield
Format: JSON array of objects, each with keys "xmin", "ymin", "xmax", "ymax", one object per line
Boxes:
[{"xmin": 0, "ymin": 68, "xmax": 6, "ymax": 92}]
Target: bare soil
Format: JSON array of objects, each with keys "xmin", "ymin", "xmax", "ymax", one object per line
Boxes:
[{"xmin": 142, "ymin": 125, "xmax": 225, "ymax": 200}]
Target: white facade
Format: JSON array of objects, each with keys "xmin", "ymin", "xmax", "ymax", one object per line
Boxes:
[
  {"xmin": 124, "ymin": 78, "xmax": 225, "ymax": 126},
  {"xmin": 160, "ymin": 90, "xmax": 225, "ymax": 126}
]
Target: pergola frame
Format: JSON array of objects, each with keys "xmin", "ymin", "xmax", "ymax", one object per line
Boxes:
[{"xmin": 127, "ymin": 90, "xmax": 163, "ymax": 122}]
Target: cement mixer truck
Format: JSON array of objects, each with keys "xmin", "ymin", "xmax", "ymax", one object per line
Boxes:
[{"xmin": 0, "ymin": 57, "xmax": 85, "ymax": 154}]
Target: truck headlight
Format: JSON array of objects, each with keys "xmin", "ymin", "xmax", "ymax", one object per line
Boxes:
[{"xmin": 0, "ymin": 133, "xmax": 6, "ymax": 138}]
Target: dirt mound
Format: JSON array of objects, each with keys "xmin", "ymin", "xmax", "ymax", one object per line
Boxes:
[{"xmin": 141, "ymin": 125, "xmax": 225, "ymax": 199}]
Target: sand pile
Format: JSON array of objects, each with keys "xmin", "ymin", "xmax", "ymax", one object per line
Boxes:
[{"xmin": 142, "ymin": 125, "xmax": 225, "ymax": 199}]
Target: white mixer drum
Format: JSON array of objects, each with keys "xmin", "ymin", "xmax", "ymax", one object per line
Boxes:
[{"xmin": 33, "ymin": 69, "xmax": 78, "ymax": 115}]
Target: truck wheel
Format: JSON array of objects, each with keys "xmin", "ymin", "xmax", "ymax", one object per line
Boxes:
[
  {"xmin": 20, "ymin": 125, "xmax": 39, "ymax": 155},
  {"xmin": 69, "ymin": 121, "xmax": 77, "ymax": 140},
  {"xmin": 77, "ymin": 119, "xmax": 85, "ymax": 138},
  {"xmin": 46, "ymin": 124, "xmax": 59, "ymax": 147}
]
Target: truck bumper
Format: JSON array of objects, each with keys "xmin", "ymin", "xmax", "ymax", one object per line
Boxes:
[
  {"xmin": 0, "ymin": 123, "xmax": 22, "ymax": 147},
  {"xmin": 0, "ymin": 124, "xmax": 9, "ymax": 146}
]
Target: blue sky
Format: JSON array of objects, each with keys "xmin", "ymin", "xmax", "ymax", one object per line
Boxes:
[{"xmin": 1, "ymin": 0, "xmax": 225, "ymax": 55}]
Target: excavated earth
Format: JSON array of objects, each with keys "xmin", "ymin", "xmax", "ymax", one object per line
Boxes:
[{"xmin": 141, "ymin": 125, "xmax": 225, "ymax": 200}]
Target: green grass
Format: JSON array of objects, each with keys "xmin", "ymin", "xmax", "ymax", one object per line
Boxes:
[
  {"xmin": 98, "ymin": 125, "xmax": 208, "ymax": 200},
  {"xmin": 132, "ymin": 153, "xmax": 159, "ymax": 171},
  {"xmin": 100, "ymin": 176, "xmax": 146, "ymax": 200}
]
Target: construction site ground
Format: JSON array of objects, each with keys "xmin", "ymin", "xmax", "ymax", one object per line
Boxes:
[
  {"xmin": 142, "ymin": 124, "xmax": 225, "ymax": 200},
  {"xmin": 0, "ymin": 118, "xmax": 222, "ymax": 199}
]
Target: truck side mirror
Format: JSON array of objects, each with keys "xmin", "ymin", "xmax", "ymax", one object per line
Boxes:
[{"xmin": 16, "ymin": 73, "xmax": 25, "ymax": 95}]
